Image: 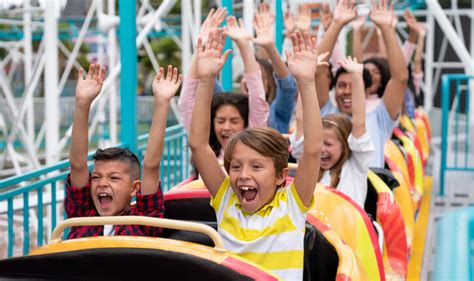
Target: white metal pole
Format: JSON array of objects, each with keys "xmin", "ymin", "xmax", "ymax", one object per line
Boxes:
[
  {"xmin": 23, "ymin": 0, "xmax": 34, "ymax": 143},
  {"xmin": 96, "ymin": 0, "xmax": 107, "ymax": 148},
  {"xmin": 181, "ymin": 0, "xmax": 191, "ymax": 76},
  {"xmin": 44, "ymin": 0, "xmax": 60, "ymax": 165},
  {"xmin": 108, "ymin": 0, "xmax": 118, "ymax": 145},
  {"xmin": 136, "ymin": 0, "xmax": 176, "ymax": 49},
  {"xmin": 427, "ymin": 1, "xmax": 474, "ymax": 74},
  {"xmin": 243, "ymin": 0, "xmax": 254, "ymax": 34},
  {"xmin": 193, "ymin": 0, "xmax": 201, "ymax": 40}
]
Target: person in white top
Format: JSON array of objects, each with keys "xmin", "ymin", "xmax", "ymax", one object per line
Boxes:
[{"xmin": 291, "ymin": 56, "xmax": 374, "ymax": 208}]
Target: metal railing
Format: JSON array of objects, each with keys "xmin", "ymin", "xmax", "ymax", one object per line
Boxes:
[
  {"xmin": 0, "ymin": 124, "xmax": 191, "ymax": 258},
  {"xmin": 440, "ymin": 74, "xmax": 474, "ymax": 195}
]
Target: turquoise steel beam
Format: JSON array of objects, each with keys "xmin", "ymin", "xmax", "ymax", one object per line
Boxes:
[
  {"xmin": 275, "ymin": 0, "xmax": 283, "ymax": 54},
  {"xmin": 119, "ymin": 0, "xmax": 138, "ymax": 154},
  {"xmin": 440, "ymin": 74, "xmax": 474, "ymax": 196},
  {"xmin": 221, "ymin": 0, "xmax": 233, "ymax": 92},
  {"xmin": 440, "ymin": 75, "xmax": 449, "ymax": 196}
]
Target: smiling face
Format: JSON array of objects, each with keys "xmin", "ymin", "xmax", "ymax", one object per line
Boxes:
[
  {"xmin": 213, "ymin": 104, "xmax": 245, "ymax": 149},
  {"xmin": 320, "ymin": 128, "xmax": 343, "ymax": 170},
  {"xmin": 228, "ymin": 141, "xmax": 286, "ymax": 214},
  {"xmin": 364, "ymin": 62, "xmax": 381, "ymax": 96},
  {"xmin": 334, "ymin": 72, "xmax": 353, "ymax": 115},
  {"xmin": 90, "ymin": 160, "xmax": 139, "ymax": 216}
]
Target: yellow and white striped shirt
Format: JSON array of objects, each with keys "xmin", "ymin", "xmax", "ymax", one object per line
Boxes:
[{"xmin": 211, "ymin": 176, "xmax": 314, "ymax": 280}]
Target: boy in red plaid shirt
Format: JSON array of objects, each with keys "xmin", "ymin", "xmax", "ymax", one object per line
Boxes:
[{"xmin": 65, "ymin": 63, "xmax": 182, "ymax": 239}]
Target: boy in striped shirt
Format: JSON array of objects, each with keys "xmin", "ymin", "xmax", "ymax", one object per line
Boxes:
[{"xmin": 189, "ymin": 29, "xmax": 324, "ymax": 280}]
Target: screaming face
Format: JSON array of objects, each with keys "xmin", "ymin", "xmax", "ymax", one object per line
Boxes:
[
  {"xmin": 228, "ymin": 141, "xmax": 286, "ymax": 214},
  {"xmin": 90, "ymin": 160, "xmax": 138, "ymax": 216}
]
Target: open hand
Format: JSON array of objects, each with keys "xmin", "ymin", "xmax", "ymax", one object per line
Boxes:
[
  {"xmin": 284, "ymin": 11, "xmax": 295, "ymax": 35},
  {"xmin": 337, "ymin": 56, "xmax": 363, "ymax": 74},
  {"xmin": 152, "ymin": 65, "xmax": 182, "ymax": 101},
  {"xmin": 196, "ymin": 29, "xmax": 232, "ymax": 80},
  {"xmin": 225, "ymin": 16, "xmax": 251, "ymax": 44},
  {"xmin": 320, "ymin": 3, "xmax": 333, "ymax": 31},
  {"xmin": 295, "ymin": 5, "xmax": 312, "ymax": 31},
  {"xmin": 286, "ymin": 31, "xmax": 325, "ymax": 83},
  {"xmin": 75, "ymin": 63, "xmax": 106, "ymax": 105},
  {"xmin": 370, "ymin": 0, "xmax": 395, "ymax": 29},
  {"xmin": 198, "ymin": 7, "xmax": 227, "ymax": 46},
  {"xmin": 333, "ymin": 0, "xmax": 357, "ymax": 26},
  {"xmin": 403, "ymin": 9, "xmax": 418, "ymax": 33},
  {"xmin": 252, "ymin": 6, "xmax": 275, "ymax": 48}
]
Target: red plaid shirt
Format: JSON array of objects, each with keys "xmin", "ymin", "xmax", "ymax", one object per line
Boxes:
[{"xmin": 64, "ymin": 174, "xmax": 164, "ymax": 239}]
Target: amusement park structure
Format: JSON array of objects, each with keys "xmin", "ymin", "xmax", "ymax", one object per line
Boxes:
[
  {"xmin": 0, "ymin": 0, "xmax": 473, "ymax": 279},
  {"xmin": 0, "ymin": 0, "xmax": 472, "ymax": 177}
]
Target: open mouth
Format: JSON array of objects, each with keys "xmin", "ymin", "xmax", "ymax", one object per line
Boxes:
[
  {"xmin": 341, "ymin": 98, "xmax": 351, "ymax": 108},
  {"xmin": 321, "ymin": 154, "xmax": 331, "ymax": 167},
  {"xmin": 221, "ymin": 134, "xmax": 232, "ymax": 144},
  {"xmin": 239, "ymin": 186, "xmax": 258, "ymax": 203},
  {"xmin": 97, "ymin": 192, "xmax": 113, "ymax": 208}
]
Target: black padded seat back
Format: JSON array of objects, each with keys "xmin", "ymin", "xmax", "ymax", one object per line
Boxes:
[
  {"xmin": 163, "ymin": 196, "xmax": 217, "ymax": 246},
  {"xmin": 364, "ymin": 167, "xmax": 400, "ymax": 220},
  {"xmin": 303, "ymin": 223, "xmax": 339, "ymax": 281},
  {"xmin": 370, "ymin": 167, "xmax": 400, "ymax": 190},
  {"xmin": 164, "ymin": 197, "xmax": 216, "ymax": 222}
]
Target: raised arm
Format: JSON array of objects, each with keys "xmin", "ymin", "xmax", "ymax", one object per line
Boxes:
[
  {"xmin": 225, "ymin": 15, "xmax": 269, "ymax": 127},
  {"xmin": 413, "ymin": 23, "xmax": 425, "ymax": 96},
  {"xmin": 317, "ymin": 0, "xmax": 356, "ymax": 59},
  {"xmin": 178, "ymin": 8, "xmax": 227, "ymax": 131},
  {"xmin": 339, "ymin": 57, "xmax": 366, "ymax": 137},
  {"xmin": 188, "ymin": 30, "xmax": 231, "ymax": 197},
  {"xmin": 225, "ymin": 15, "xmax": 259, "ymax": 74},
  {"xmin": 402, "ymin": 9, "xmax": 419, "ymax": 64},
  {"xmin": 142, "ymin": 66, "xmax": 182, "ymax": 195},
  {"xmin": 316, "ymin": 0, "xmax": 356, "ymax": 107},
  {"xmin": 69, "ymin": 64, "xmax": 106, "ymax": 187},
  {"xmin": 286, "ymin": 31, "xmax": 324, "ymax": 207},
  {"xmin": 371, "ymin": 0, "xmax": 409, "ymax": 119},
  {"xmin": 352, "ymin": 15, "xmax": 366, "ymax": 62},
  {"xmin": 253, "ymin": 3, "xmax": 289, "ymax": 78}
]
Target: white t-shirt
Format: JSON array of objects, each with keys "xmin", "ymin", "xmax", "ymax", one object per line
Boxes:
[
  {"xmin": 103, "ymin": 224, "xmax": 115, "ymax": 236},
  {"xmin": 292, "ymin": 100, "xmax": 396, "ymax": 168}
]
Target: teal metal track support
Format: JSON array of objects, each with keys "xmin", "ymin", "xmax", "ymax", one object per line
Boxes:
[
  {"xmin": 440, "ymin": 75, "xmax": 450, "ymax": 196},
  {"xmin": 119, "ymin": 0, "xmax": 138, "ymax": 154},
  {"xmin": 221, "ymin": 0, "xmax": 233, "ymax": 92},
  {"xmin": 440, "ymin": 74, "xmax": 474, "ymax": 196},
  {"xmin": 275, "ymin": 0, "xmax": 283, "ymax": 55}
]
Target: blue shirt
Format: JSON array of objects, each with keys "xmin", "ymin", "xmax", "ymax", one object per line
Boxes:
[
  {"xmin": 404, "ymin": 89, "xmax": 416, "ymax": 119},
  {"xmin": 268, "ymin": 73, "xmax": 297, "ymax": 133}
]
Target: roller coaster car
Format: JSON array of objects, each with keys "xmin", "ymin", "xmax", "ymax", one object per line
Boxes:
[
  {"xmin": 0, "ymin": 216, "xmax": 279, "ymax": 281},
  {"xmin": 163, "ymin": 181, "xmax": 367, "ymax": 280},
  {"xmin": 365, "ymin": 168, "xmax": 409, "ymax": 280},
  {"xmin": 310, "ymin": 185, "xmax": 384, "ymax": 280}
]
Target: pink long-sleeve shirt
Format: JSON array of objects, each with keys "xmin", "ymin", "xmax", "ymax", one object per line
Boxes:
[
  {"xmin": 178, "ymin": 71, "xmax": 270, "ymax": 160},
  {"xmin": 178, "ymin": 71, "xmax": 269, "ymax": 131}
]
